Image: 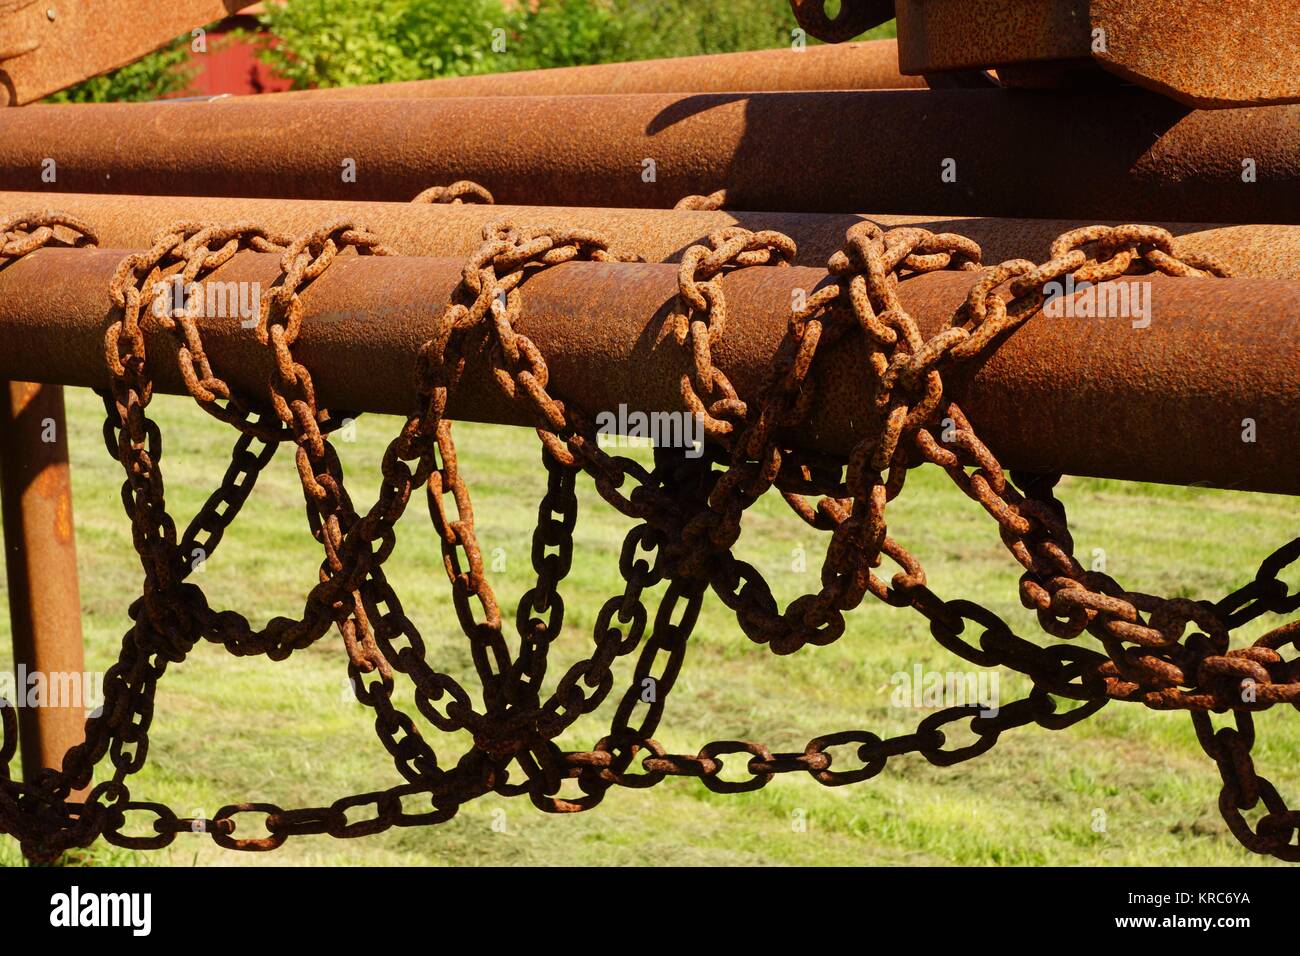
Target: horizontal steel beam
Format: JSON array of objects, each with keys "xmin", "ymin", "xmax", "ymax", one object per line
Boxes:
[
  {"xmin": 0, "ymin": 247, "xmax": 1296, "ymax": 495},
  {"xmin": 260, "ymin": 39, "xmax": 923, "ymax": 100},
  {"xmin": 5, "ymin": 191, "xmax": 1299, "ymax": 277},
  {"xmin": 3, "ymin": 90, "xmax": 1296, "ymax": 222}
]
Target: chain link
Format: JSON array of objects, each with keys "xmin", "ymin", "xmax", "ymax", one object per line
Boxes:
[
  {"xmin": 411, "ymin": 181, "xmax": 494, "ymax": 205},
  {"xmin": 673, "ymin": 189, "xmax": 728, "ymax": 211},
  {"xmin": 0, "ymin": 208, "xmax": 1294, "ymax": 863}
]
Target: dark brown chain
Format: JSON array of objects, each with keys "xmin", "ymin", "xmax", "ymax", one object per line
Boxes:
[
  {"xmin": 0, "ymin": 212, "xmax": 107, "ymax": 860},
  {"xmin": 0, "ymin": 210, "xmax": 1295, "ymax": 863},
  {"xmin": 1193, "ymin": 707, "xmax": 1300, "ymax": 862}
]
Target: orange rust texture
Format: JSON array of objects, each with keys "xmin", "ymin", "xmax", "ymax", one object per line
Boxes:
[
  {"xmin": 261, "ymin": 39, "xmax": 923, "ymax": 101},
  {"xmin": 4, "ymin": 89, "xmax": 1296, "ymax": 222},
  {"xmin": 0, "ymin": 249, "xmax": 1297, "ymax": 496},
  {"xmin": 0, "ymin": 381, "xmax": 87, "ymax": 786},
  {"xmin": 0, "ymin": 0, "xmax": 253, "ymax": 106},
  {"xmin": 895, "ymin": 0, "xmax": 1300, "ymax": 108},
  {"xmin": 896, "ymin": 0, "xmax": 1092, "ymax": 72},
  {"xmin": 1090, "ymin": 0, "xmax": 1300, "ymax": 108},
  {"xmin": 3, "ymin": 192, "xmax": 1298, "ymax": 278}
]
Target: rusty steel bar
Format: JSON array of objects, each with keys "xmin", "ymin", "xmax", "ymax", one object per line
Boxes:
[
  {"xmin": 3, "ymin": 90, "xmax": 1296, "ymax": 222},
  {"xmin": 262, "ymin": 39, "xmax": 923, "ymax": 101},
  {"xmin": 893, "ymin": 0, "xmax": 1300, "ymax": 109},
  {"xmin": 0, "ymin": 0, "xmax": 253, "ymax": 106},
  {"xmin": 0, "ymin": 247, "xmax": 1296, "ymax": 496},
  {"xmin": 5, "ymin": 191, "xmax": 1299, "ymax": 278},
  {"xmin": 0, "ymin": 381, "xmax": 87, "ymax": 790}
]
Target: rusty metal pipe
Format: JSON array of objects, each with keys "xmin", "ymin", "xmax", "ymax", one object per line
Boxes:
[
  {"xmin": 0, "ymin": 247, "xmax": 1295, "ymax": 496},
  {"xmin": 4, "ymin": 90, "xmax": 1297, "ymax": 222},
  {"xmin": 4, "ymin": 191, "xmax": 1300, "ymax": 278},
  {"xmin": 259, "ymin": 39, "xmax": 923, "ymax": 101},
  {"xmin": 0, "ymin": 382, "xmax": 88, "ymax": 791}
]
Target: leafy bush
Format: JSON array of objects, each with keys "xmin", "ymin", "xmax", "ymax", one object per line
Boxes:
[
  {"xmin": 608, "ymin": 0, "xmax": 824, "ymax": 61},
  {"xmin": 44, "ymin": 35, "xmax": 195, "ymax": 103},
  {"xmin": 47, "ymin": 2, "xmax": 901, "ymax": 101},
  {"xmin": 258, "ymin": 0, "xmax": 508, "ymax": 87},
  {"xmin": 505, "ymin": 0, "xmax": 622, "ymax": 70},
  {"xmin": 259, "ymin": 0, "xmax": 898, "ymax": 89}
]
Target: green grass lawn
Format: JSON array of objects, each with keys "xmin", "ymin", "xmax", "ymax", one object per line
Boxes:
[{"xmin": 1, "ymin": 386, "xmax": 1296, "ymax": 866}]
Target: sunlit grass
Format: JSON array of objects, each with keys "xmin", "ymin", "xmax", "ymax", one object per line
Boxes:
[{"xmin": 0, "ymin": 387, "xmax": 1295, "ymax": 867}]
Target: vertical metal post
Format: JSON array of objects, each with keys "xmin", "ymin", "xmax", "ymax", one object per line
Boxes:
[{"xmin": 0, "ymin": 381, "xmax": 87, "ymax": 790}]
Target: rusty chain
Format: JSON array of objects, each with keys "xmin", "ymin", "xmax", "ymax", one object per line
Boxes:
[
  {"xmin": 673, "ymin": 189, "xmax": 728, "ymax": 211},
  {"xmin": 411, "ymin": 181, "xmax": 495, "ymax": 205},
  {"xmin": 0, "ymin": 209, "xmax": 1295, "ymax": 862},
  {"xmin": 1, "ymin": 210, "xmax": 100, "ymax": 255}
]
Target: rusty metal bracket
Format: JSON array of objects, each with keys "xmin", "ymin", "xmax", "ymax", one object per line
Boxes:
[
  {"xmin": 893, "ymin": 0, "xmax": 1300, "ymax": 108},
  {"xmin": 790, "ymin": 0, "xmax": 896, "ymax": 43},
  {"xmin": 789, "ymin": 0, "xmax": 1300, "ymax": 108},
  {"xmin": 0, "ymin": 0, "xmax": 252, "ymax": 106}
]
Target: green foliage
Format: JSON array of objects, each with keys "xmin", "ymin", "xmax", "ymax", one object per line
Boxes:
[
  {"xmin": 506, "ymin": 0, "xmax": 622, "ymax": 70},
  {"xmin": 505, "ymin": 0, "xmax": 814, "ymax": 70},
  {"xmin": 258, "ymin": 0, "xmax": 507, "ymax": 87},
  {"xmin": 508, "ymin": 0, "xmax": 897, "ymax": 65},
  {"xmin": 44, "ymin": 35, "xmax": 195, "ymax": 104},
  {"xmin": 42, "ymin": 2, "xmax": 900, "ymax": 101},
  {"xmin": 256, "ymin": 0, "xmax": 897, "ymax": 90}
]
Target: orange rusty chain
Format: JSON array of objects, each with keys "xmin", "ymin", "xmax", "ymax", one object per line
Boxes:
[
  {"xmin": 0, "ymin": 205, "xmax": 1297, "ymax": 862},
  {"xmin": 410, "ymin": 181, "xmax": 495, "ymax": 206},
  {"xmin": 674, "ymin": 190, "xmax": 729, "ymax": 211}
]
